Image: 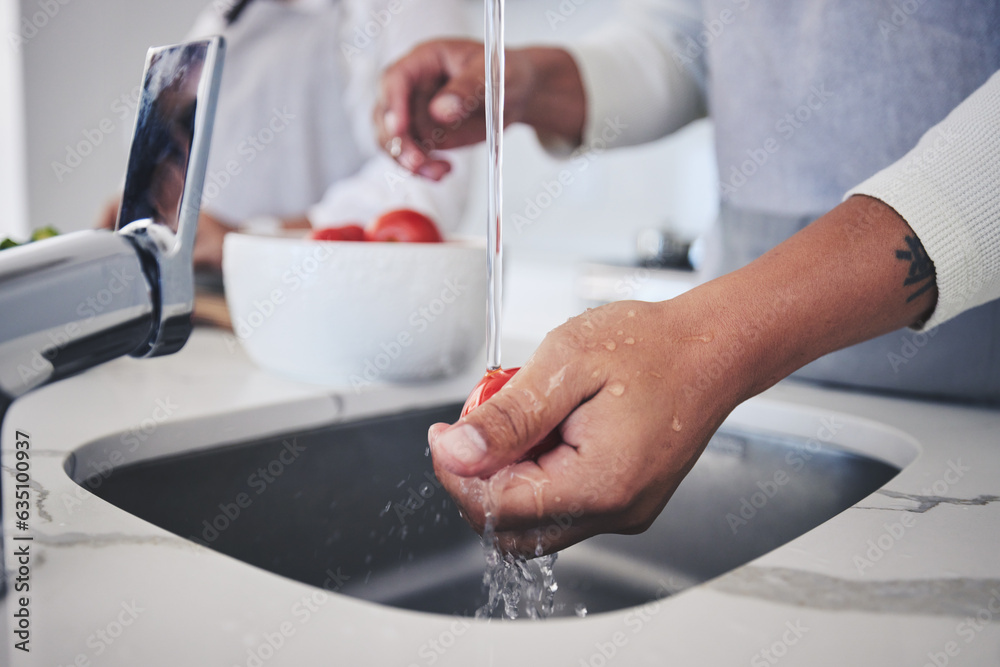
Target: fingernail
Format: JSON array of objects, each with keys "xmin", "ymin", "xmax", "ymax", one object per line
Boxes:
[
  {"xmin": 384, "ymin": 110, "xmax": 400, "ymax": 134},
  {"xmin": 430, "ymin": 94, "xmax": 462, "ymax": 121},
  {"xmin": 435, "ymin": 423, "xmax": 488, "ymax": 468}
]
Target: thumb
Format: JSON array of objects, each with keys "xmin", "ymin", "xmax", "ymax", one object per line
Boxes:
[
  {"xmin": 428, "ymin": 68, "xmax": 484, "ymax": 125},
  {"xmin": 429, "ymin": 359, "xmax": 589, "ymax": 478}
]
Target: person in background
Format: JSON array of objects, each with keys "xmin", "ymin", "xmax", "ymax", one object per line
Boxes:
[
  {"xmin": 374, "ymin": 2, "xmax": 1000, "ymax": 555},
  {"xmin": 105, "ymin": 0, "xmax": 472, "ymax": 270}
]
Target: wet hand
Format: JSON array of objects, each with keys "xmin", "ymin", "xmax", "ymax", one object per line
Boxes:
[{"xmin": 428, "ymin": 298, "xmax": 747, "ymax": 556}]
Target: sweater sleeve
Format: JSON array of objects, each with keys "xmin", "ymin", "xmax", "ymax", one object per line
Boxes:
[
  {"xmin": 846, "ymin": 69, "xmax": 1000, "ymax": 330},
  {"xmin": 562, "ymin": 0, "xmax": 708, "ymax": 150}
]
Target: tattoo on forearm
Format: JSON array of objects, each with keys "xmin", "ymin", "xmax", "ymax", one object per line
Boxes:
[{"xmin": 895, "ymin": 235, "xmax": 935, "ymax": 303}]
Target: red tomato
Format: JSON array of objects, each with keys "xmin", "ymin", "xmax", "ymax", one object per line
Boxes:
[
  {"xmin": 310, "ymin": 224, "xmax": 367, "ymax": 241},
  {"xmin": 461, "ymin": 367, "xmax": 519, "ymax": 418},
  {"xmin": 367, "ymin": 209, "xmax": 443, "ymax": 243},
  {"xmin": 461, "ymin": 367, "xmax": 561, "ymax": 459}
]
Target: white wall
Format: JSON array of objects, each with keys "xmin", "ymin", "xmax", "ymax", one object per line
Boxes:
[
  {"xmin": 458, "ymin": 0, "xmax": 719, "ymax": 264},
  {"xmin": 20, "ymin": 0, "xmax": 207, "ymax": 234},
  {"xmin": 1, "ymin": 0, "xmax": 29, "ymax": 240},
  {"xmin": 17, "ymin": 0, "xmax": 718, "ymax": 263}
]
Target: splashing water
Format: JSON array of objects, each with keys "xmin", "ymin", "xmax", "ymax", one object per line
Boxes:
[
  {"xmin": 474, "ymin": 472, "xmax": 560, "ymax": 620},
  {"xmin": 470, "ymin": 0, "xmax": 560, "ymax": 621}
]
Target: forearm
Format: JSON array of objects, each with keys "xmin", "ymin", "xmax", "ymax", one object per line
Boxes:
[
  {"xmin": 510, "ymin": 47, "xmax": 586, "ymax": 147},
  {"xmin": 684, "ymin": 195, "xmax": 937, "ymax": 404}
]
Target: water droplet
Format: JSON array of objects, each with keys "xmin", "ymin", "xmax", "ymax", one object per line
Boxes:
[
  {"xmin": 546, "ymin": 364, "xmax": 569, "ymax": 397},
  {"xmin": 607, "ymin": 382, "xmax": 626, "ymax": 396}
]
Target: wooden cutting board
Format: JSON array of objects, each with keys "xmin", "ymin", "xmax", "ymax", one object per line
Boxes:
[{"xmin": 193, "ymin": 288, "xmax": 232, "ymax": 330}]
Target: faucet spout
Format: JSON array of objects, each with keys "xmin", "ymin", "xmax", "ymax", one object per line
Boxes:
[
  {"xmin": 0, "ymin": 229, "xmax": 156, "ymax": 402},
  {"xmin": 0, "ymin": 36, "xmax": 224, "ymax": 404}
]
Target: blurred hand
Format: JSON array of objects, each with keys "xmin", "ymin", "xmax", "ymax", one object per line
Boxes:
[
  {"xmin": 97, "ymin": 197, "xmax": 121, "ymax": 230},
  {"xmin": 375, "ymin": 39, "xmax": 495, "ymax": 180},
  {"xmin": 191, "ymin": 212, "xmax": 234, "ymax": 271},
  {"xmin": 375, "ymin": 40, "xmax": 584, "ymax": 178}
]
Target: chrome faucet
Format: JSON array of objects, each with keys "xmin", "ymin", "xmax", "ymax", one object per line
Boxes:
[{"xmin": 0, "ymin": 37, "xmax": 224, "ymax": 408}]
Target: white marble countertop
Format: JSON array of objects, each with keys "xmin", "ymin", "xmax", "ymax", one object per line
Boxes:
[{"xmin": 3, "ymin": 326, "xmax": 1000, "ymax": 667}]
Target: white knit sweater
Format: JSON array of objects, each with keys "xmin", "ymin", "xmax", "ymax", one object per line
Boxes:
[{"xmin": 847, "ymin": 71, "xmax": 1000, "ymax": 330}]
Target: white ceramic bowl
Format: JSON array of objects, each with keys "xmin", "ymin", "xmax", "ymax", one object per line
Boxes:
[{"xmin": 222, "ymin": 232, "xmax": 486, "ymax": 388}]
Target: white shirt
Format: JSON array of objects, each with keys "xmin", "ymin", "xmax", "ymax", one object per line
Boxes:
[{"xmin": 188, "ymin": 0, "xmax": 472, "ymax": 230}]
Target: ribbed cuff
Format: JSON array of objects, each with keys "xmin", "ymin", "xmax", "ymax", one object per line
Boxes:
[{"xmin": 846, "ymin": 70, "xmax": 1000, "ymax": 330}]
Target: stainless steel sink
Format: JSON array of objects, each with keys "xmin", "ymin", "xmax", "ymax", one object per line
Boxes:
[{"xmin": 65, "ymin": 403, "xmax": 899, "ymax": 618}]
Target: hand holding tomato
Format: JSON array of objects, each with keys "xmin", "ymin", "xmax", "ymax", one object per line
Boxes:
[
  {"xmin": 460, "ymin": 367, "xmax": 561, "ymax": 465},
  {"xmin": 428, "ymin": 298, "xmax": 752, "ymax": 557}
]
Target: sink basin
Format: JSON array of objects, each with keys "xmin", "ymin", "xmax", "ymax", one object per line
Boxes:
[{"xmin": 66, "ymin": 402, "xmax": 901, "ymax": 618}]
